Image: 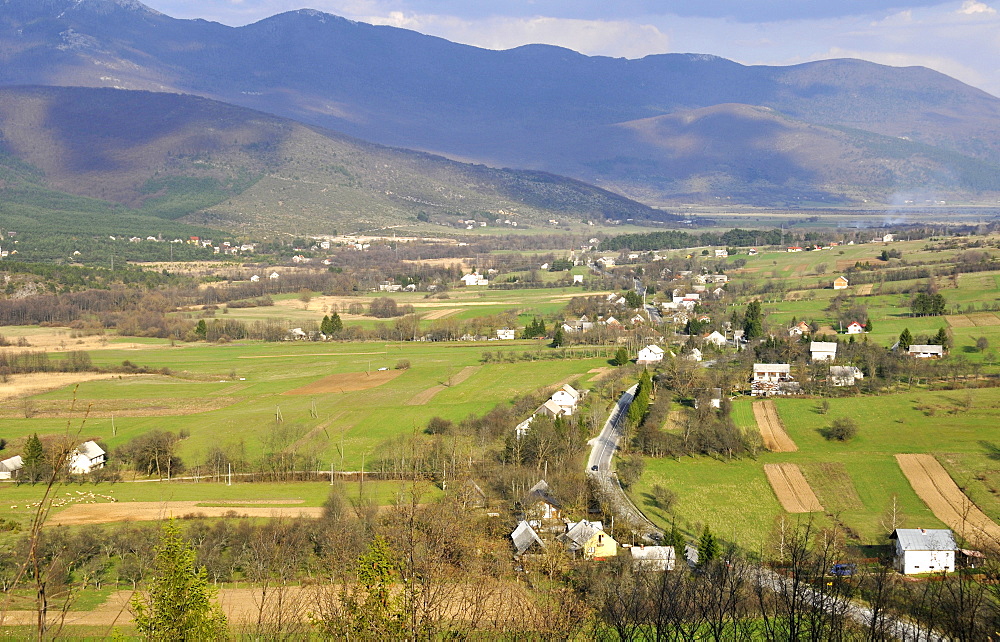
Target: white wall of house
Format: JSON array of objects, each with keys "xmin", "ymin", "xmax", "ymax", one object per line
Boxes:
[{"xmin": 896, "ymin": 547, "xmax": 955, "ymax": 575}]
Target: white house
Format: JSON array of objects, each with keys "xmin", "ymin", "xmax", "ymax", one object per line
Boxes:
[
  {"xmin": 714, "ymin": 249, "xmax": 728, "ymax": 258},
  {"xmin": 810, "ymin": 341, "xmax": 838, "ymax": 362},
  {"xmin": 883, "ymin": 233, "xmax": 895, "ymax": 243},
  {"xmin": 636, "ymin": 345, "xmax": 665, "ymax": 365},
  {"xmin": 890, "ymin": 528, "xmax": 956, "ymax": 575},
  {"xmin": 829, "ymin": 366, "xmax": 864, "ymax": 386},
  {"xmin": 573, "ymin": 274, "xmax": 584, "ymax": 284},
  {"xmin": 846, "ymin": 321, "xmax": 866, "ymax": 334},
  {"xmin": 68, "ymin": 441, "xmax": 106, "ymax": 475},
  {"xmin": 250, "ymin": 274, "xmax": 260, "ymax": 283},
  {"xmin": 268, "ymin": 272, "xmax": 280, "ymax": 280},
  {"xmin": 752, "ymin": 364, "xmax": 796, "ymax": 396},
  {"xmin": 524, "ymin": 480, "xmax": 562, "ymax": 526},
  {"xmin": 535, "ymin": 398, "xmax": 568, "ymax": 419},
  {"xmin": 789, "ymin": 321, "xmax": 811, "ymax": 337},
  {"xmin": 0, "ymin": 455, "xmax": 23, "ymax": 480},
  {"xmin": 515, "ymin": 416, "xmax": 535, "ymax": 439},
  {"xmin": 461, "ymin": 272, "xmax": 488, "ymax": 286},
  {"xmin": 684, "ymin": 348, "xmax": 703, "ymax": 362},
  {"xmin": 908, "ymin": 344, "xmax": 945, "ymax": 358},
  {"xmin": 703, "ymin": 331, "xmax": 727, "ymax": 347},
  {"xmin": 496, "ymin": 328, "xmax": 515, "ymax": 340},
  {"xmin": 550, "ymin": 384, "xmax": 581, "ymax": 415}
]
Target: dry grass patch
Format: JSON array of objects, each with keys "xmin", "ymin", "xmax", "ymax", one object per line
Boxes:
[
  {"xmin": 969, "ymin": 312, "xmax": 1000, "ymax": 327},
  {"xmin": 422, "ymin": 308, "xmax": 460, "ymax": 320},
  {"xmin": 46, "ymin": 501, "xmax": 324, "ymax": 526},
  {"xmin": 855, "ymin": 284, "xmax": 874, "ymax": 296},
  {"xmin": 896, "ymin": 453, "xmax": 1000, "ymax": 547},
  {"xmin": 947, "ymin": 315, "xmax": 976, "ymax": 328},
  {"xmin": 764, "ymin": 463, "xmax": 824, "ymax": 513},
  {"xmin": 283, "ymin": 369, "xmax": 402, "ymax": 395},
  {"xmin": 753, "ymin": 400, "xmax": 798, "ymax": 452},
  {"xmin": 0, "ymin": 372, "xmax": 134, "ymax": 403}
]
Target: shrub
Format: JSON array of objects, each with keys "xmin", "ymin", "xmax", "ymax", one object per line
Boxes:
[
  {"xmin": 395, "ymin": 359, "xmax": 410, "ymax": 370},
  {"xmin": 826, "ymin": 417, "xmax": 858, "ymax": 441}
]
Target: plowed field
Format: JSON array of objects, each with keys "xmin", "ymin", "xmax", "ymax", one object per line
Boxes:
[
  {"xmin": 764, "ymin": 463, "xmax": 823, "ymax": 513},
  {"xmin": 753, "ymin": 400, "xmax": 798, "ymax": 452}
]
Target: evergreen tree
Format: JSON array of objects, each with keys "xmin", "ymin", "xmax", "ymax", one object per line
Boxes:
[
  {"xmin": 329, "ymin": 312, "xmax": 343, "ymax": 333},
  {"xmin": 320, "ymin": 315, "xmax": 334, "ymax": 336},
  {"xmin": 931, "ymin": 327, "xmax": 950, "ymax": 348},
  {"xmin": 698, "ymin": 524, "xmax": 719, "ymax": 566},
  {"xmin": 22, "ymin": 433, "xmax": 48, "ymax": 483},
  {"xmin": 898, "ymin": 328, "xmax": 913, "ymax": 351},
  {"xmin": 864, "ymin": 317, "xmax": 873, "ymax": 332},
  {"xmin": 612, "ymin": 346, "xmax": 629, "ymax": 366},
  {"xmin": 743, "ymin": 300, "xmax": 763, "ymax": 340},
  {"xmin": 668, "ymin": 522, "xmax": 687, "ymax": 566},
  {"xmin": 131, "ymin": 520, "xmax": 228, "ymax": 641},
  {"xmin": 550, "ymin": 327, "xmax": 565, "ymax": 348},
  {"xmin": 194, "ymin": 319, "xmax": 207, "ymax": 339}
]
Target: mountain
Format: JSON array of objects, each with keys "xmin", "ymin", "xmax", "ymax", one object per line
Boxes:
[
  {"xmin": 0, "ymin": 85, "xmax": 665, "ymax": 234},
  {"xmin": 2, "ymin": 0, "xmax": 1000, "ymax": 205}
]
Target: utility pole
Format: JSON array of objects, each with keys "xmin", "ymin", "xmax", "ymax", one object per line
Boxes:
[{"xmin": 227, "ymin": 463, "xmax": 232, "ymax": 486}]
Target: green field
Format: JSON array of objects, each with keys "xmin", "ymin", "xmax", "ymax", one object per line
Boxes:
[{"xmin": 631, "ymin": 388, "xmax": 1000, "ymax": 550}]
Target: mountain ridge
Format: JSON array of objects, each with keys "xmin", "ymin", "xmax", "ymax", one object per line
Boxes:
[{"xmin": 1, "ymin": 2, "xmax": 1000, "ymax": 205}]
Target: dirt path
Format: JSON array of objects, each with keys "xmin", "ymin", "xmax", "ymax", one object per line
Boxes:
[
  {"xmin": 896, "ymin": 454, "xmax": 1000, "ymax": 547},
  {"xmin": 764, "ymin": 463, "xmax": 824, "ymax": 513},
  {"xmin": 404, "ymin": 365, "xmax": 481, "ymax": 406},
  {"xmin": 46, "ymin": 501, "xmax": 324, "ymax": 526},
  {"xmin": 753, "ymin": 400, "xmax": 798, "ymax": 452}
]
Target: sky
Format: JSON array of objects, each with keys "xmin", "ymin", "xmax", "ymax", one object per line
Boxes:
[{"xmin": 143, "ymin": 0, "xmax": 1000, "ymax": 97}]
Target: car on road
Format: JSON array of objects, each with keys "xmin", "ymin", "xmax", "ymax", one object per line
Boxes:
[
  {"xmin": 829, "ymin": 563, "xmax": 856, "ymax": 576},
  {"xmin": 591, "ymin": 465, "xmax": 599, "ymax": 471}
]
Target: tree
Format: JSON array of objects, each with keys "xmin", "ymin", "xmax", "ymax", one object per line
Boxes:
[
  {"xmin": 698, "ymin": 525, "xmax": 719, "ymax": 566},
  {"xmin": 550, "ymin": 327, "xmax": 566, "ymax": 348},
  {"xmin": 21, "ymin": 433, "xmax": 49, "ymax": 483},
  {"xmin": 898, "ymin": 328, "xmax": 913, "ymax": 351},
  {"xmin": 651, "ymin": 484, "xmax": 676, "ymax": 512},
  {"xmin": 131, "ymin": 520, "xmax": 228, "ymax": 641},
  {"xmin": 826, "ymin": 417, "xmax": 858, "ymax": 441},
  {"xmin": 329, "ymin": 312, "xmax": 343, "ymax": 334},
  {"xmin": 612, "ymin": 346, "xmax": 629, "ymax": 366},
  {"xmin": 194, "ymin": 319, "xmax": 207, "ymax": 340},
  {"xmin": 743, "ymin": 300, "xmax": 763, "ymax": 340},
  {"xmin": 931, "ymin": 327, "xmax": 950, "ymax": 349},
  {"xmin": 624, "ymin": 291, "xmax": 643, "ymax": 308},
  {"xmin": 977, "ymin": 336, "xmax": 989, "ymax": 353},
  {"xmin": 320, "ymin": 315, "xmax": 334, "ymax": 336}
]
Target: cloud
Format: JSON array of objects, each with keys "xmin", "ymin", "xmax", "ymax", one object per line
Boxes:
[
  {"xmin": 958, "ymin": 0, "xmax": 997, "ymax": 14},
  {"xmin": 364, "ymin": 12, "xmax": 670, "ymax": 58}
]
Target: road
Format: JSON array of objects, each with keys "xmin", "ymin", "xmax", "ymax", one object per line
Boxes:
[
  {"xmin": 585, "ymin": 385, "xmax": 940, "ymax": 639},
  {"xmin": 587, "ymin": 384, "xmax": 663, "ymax": 541}
]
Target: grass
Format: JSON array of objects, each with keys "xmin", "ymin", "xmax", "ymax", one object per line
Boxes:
[{"xmin": 632, "ymin": 387, "xmax": 1000, "ymax": 549}]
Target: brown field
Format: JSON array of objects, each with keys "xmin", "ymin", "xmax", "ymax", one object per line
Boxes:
[
  {"xmin": 0, "ymin": 328, "xmax": 153, "ymax": 354},
  {"xmin": 896, "ymin": 454, "xmax": 1000, "ymax": 547},
  {"xmin": 401, "ymin": 257, "xmax": 472, "ymax": 270},
  {"xmin": 0, "ymin": 373, "xmax": 138, "ymax": 403},
  {"xmin": 422, "ymin": 308, "xmax": 460, "ymax": 320},
  {"xmin": 969, "ymin": 312, "xmax": 1000, "ymax": 327},
  {"xmin": 947, "ymin": 315, "xmax": 976, "ymax": 328},
  {"xmin": 1, "ymin": 580, "xmax": 536, "ymax": 628},
  {"xmin": 46, "ymin": 501, "xmax": 324, "ymax": 526},
  {"xmin": 405, "ymin": 365, "xmax": 480, "ymax": 406},
  {"xmin": 283, "ymin": 370, "xmax": 402, "ymax": 395},
  {"xmin": 855, "ymin": 283, "xmax": 874, "ymax": 296},
  {"xmin": 0, "ymin": 393, "xmax": 239, "ymax": 419},
  {"xmin": 764, "ymin": 463, "xmax": 824, "ymax": 513},
  {"xmin": 836, "ymin": 259, "xmax": 859, "ymax": 271},
  {"xmin": 753, "ymin": 400, "xmax": 798, "ymax": 452}
]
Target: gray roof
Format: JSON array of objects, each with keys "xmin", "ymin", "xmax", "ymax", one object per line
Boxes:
[
  {"xmin": 558, "ymin": 520, "xmax": 605, "ymax": 551},
  {"xmin": 754, "ymin": 363, "xmax": 791, "ymax": 372},
  {"xmin": 0, "ymin": 455, "xmax": 23, "ymax": 472},
  {"xmin": 76, "ymin": 440, "xmax": 105, "ymax": 459},
  {"xmin": 511, "ymin": 520, "xmax": 545, "ymax": 555},
  {"xmin": 890, "ymin": 528, "xmax": 957, "ymax": 551},
  {"xmin": 630, "ymin": 546, "xmax": 675, "ymax": 562},
  {"xmin": 810, "ymin": 341, "xmax": 838, "ymax": 352},
  {"xmin": 525, "ymin": 479, "xmax": 562, "ymax": 509},
  {"xmin": 908, "ymin": 344, "xmax": 944, "ymax": 354},
  {"xmin": 829, "ymin": 366, "xmax": 861, "ymax": 376}
]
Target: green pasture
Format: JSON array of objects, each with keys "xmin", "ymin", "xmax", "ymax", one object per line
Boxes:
[
  {"xmin": 631, "ymin": 387, "xmax": 1000, "ymax": 549},
  {"xmin": 1, "ymin": 339, "xmax": 610, "ymax": 472}
]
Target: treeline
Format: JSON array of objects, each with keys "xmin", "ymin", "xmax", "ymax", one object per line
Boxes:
[
  {"xmin": 600, "ymin": 228, "xmax": 785, "ymax": 252},
  {"xmin": 0, "ymin": 261, "xmax": 180, "ymax": 294},
  {"xmin": 0, "ymin": 350, "xmax": 93, "ymax": 378}
]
